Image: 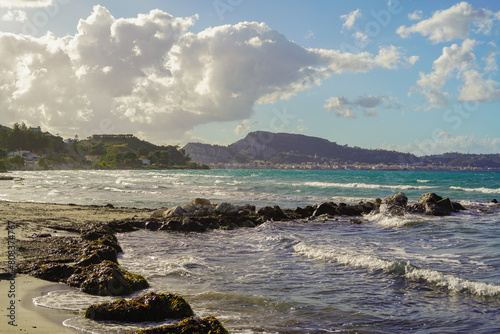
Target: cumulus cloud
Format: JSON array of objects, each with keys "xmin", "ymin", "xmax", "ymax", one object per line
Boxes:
[
  {"xmin": 1, "ymin": 9, "xmax": 27, "ymax": 21},
  {"xmin": 414, "ymin": 38, "xmax": 500, "ymax": 107},
  {"xmin": 0, "ymin": 5, "xmax": 408, "ymax": 143},
  {"xmin": 341, "ymin": 9, "xmax": 361, "ymax": 30},
  {"xmin": 324, "ymin": 95, "xmax": 402, "ymax": 118},
  {"xmin": 397, "ymin": 2, "xmax": 500, "ymax": 43},
  {"xmin": 382, "ymin": 134, "xmax": 500, "ymax": 155},
  {"xmin": 0, "ymin": 0, "xmax": 54, "ymax": 8}
]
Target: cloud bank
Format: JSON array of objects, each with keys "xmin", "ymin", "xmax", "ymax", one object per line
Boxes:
[
  {"xmin": 0, "ymin": 0, "xmax": 55, "ymax": 8},
  {"xmin": 0, "ymin": 5, "xmax": 407, "ymax": 142},
  {"xmin": 324, "ymin": 95, "xmax": 403, "ymax": 118}
]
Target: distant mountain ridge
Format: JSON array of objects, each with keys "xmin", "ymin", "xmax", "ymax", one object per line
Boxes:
[
  {"xmin": 184, "ymin": 131, "xmax": 418, "ymax": 165},
  {"xmin": 183, "ymin": 131, "xmax": 500, "ymax": 168}
]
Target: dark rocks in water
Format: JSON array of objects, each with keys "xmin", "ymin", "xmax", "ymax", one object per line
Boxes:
[
  {"xmin": 76, "ymin": 244, "xmax": 118, "ymax": 267},
  {"xmin": 452, "ymin": 202, "xmax": 467, "ymax": 210},
  {"xmin": 313, "ymin": 202, "xmax": 337, "ymax": 216},
  {"xmin": 180, "ymin": 218, "xmax": 207, "ymax": 232},
  {"xmin": 85, "ymin": 291, "xmax": 194, "ymax": 322},
  {"xmin": 130, "ymin": 316, "xmax": 229, "ymax": 334},
  {"xmin": 492, "ymin": 199, "xmax": 499, "ymax": 203},
  {"xmin": 145, "ymin": 221, "xmax": 163, "ymax": 231},
  {"xmin": 0, "ymin": 176, "xmax": 14, "ymax": 180},
  {"xmin": 29, "ymin": 263, "xmax": 75, "ymax": 282},
  {"xmin": 413, "ymin": 192, "xmax": 456, "ymax": 216},
  {"xmin": 294, "ymin": 205, "xmax": 315, "ymax": 218},
  {"xmin": 67, "ymin": 260, "xmax": 149, "ymax": 296},
  {"xmin": 382, "ymin": 192, "xmax": 408, "ymax": 215},
  {"xmin": 256, "ymin": 205, "xmax": 287, "ymax": 221},
  {"xmin": 336, "ymin": 203, "xmax": 364, "ymax": 216}
]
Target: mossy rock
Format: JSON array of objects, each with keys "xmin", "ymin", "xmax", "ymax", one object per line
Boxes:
[
  {"xmin": 85, "ymin": 292, "xmax": 194, "ymax": 322},
  {"xmin": 76, "ymin": 244, "xmax": 118, "ymax": 267},
  {"xmin": 129, "ymin": 316, "xmax": 229, "ymax": 334},
  {"xmin": 67, "ymin": 260, "xmax": 149, "ymax": 296}
]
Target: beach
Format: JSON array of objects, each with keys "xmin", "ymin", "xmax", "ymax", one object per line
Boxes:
[{"xmin": 0, "ymin": 201, "xmax": 151, "ymax": 333}]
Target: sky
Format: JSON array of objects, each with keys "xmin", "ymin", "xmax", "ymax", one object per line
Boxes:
[{"xmin": 0, "ymin": 0, "xmax": 499, "ymax": 156}]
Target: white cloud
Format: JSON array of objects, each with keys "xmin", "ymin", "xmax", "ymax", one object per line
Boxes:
[
  {"xmin": 397, "ymin": 2, "xmax": 500, "ymax": 43},
  {"xmin": 0, "ymin": 0, "xmax": 54, "ymax": 8},
  {"xmin": 352, "ymin": 31, "xmax": 367, "ymax": 44},
  {"xmin": 1, "ymin": 9, "xmax": 26, "ymax": 21},
  {"xmin": 382, "ymin": 134, "xmax": 500, "ymax": 155},
  {"xmin": 324, "ymin": 95, "xmax": 402, "ymax": 118},
  {"xmin": 408, "ymin": 10, "xmax": 422, "ymax": 21},
  {"xmin": 234, "ymin": 119, "xmax": 250, "ymax": 135},
  {"xmin": 414, "ymin": 38, "xmax": 500, "ymax": 107},
  {"xmin": 0, "ymin": 5, "xmax": 407, "ymax": 143},
  {"xmin": 341, "ymin": 9, "xmax": 361, "ymax": 30},
  {"xmin": 415, "ymin": 39, "xmax": 478, "ymax": 108}
]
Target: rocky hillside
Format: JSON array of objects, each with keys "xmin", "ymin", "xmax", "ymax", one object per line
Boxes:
[{"xmin": 183, "ymin": 131, "xmax": 418, "ymax": 165}]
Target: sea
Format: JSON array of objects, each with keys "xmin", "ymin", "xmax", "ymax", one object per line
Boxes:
[{"xmin": 2, "ymin": 169, "xmax": 500, "ymax": 333}]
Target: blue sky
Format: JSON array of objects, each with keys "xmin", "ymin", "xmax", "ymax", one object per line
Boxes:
[{"xmin": 0, "ymin": 1, "xmax": 499, "ymax": 155}]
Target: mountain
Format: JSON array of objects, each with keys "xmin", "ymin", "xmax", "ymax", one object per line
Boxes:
[{"xmin": 184, "ymin": 131, "xmax": 419, "ymax": 165}]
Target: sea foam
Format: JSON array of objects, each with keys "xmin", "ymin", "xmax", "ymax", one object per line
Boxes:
[{"xmin": 293, "ymin": 242, "xmax": 500, "ymax": 297}]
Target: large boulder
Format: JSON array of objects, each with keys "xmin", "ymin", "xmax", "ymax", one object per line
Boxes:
[
  {"xmin": 67, "ymin": 260, "xmax": 149, "ymax": 296},
  {"xmin": 312, "ymin": 202, "xmax": 337, "ymax": 216},
  {"xmin": 163, "ymin": 206, "xmax": 185, "ymax": 218},
  {"xmin": 131, "ymin": 316, "xmax": 229, "ymax": 334},
  {"xmin": 336, "ymin": 203, "xmax": 364, "ymax": 216},
  {"xmin": 85, "ymin": 292, "xmax": 194, "ymax": 322},
  {"xmin": 382, "ymin": 192, "xmax": 408, "ymax": 215}
]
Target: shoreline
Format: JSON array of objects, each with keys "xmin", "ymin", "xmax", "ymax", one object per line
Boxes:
[{"xmin": 0, "ymin": 274, "xmax": 79, "ymax": 333}]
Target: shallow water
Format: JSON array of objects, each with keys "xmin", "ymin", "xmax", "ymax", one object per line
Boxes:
[{"xmin": 5, "ymin": 169, "xmax": 499, "ymax": 333}]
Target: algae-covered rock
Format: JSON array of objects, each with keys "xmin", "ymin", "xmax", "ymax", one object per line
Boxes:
[
  {"xmin": 67, "ymin": 260, "xmax": 149, "ymax": 296},
  {"xmin": 85, "ymin": 292, "xmax": 194, "ymax": 322},
  {"xmin": 130, "ymin": 316, "xmax": 229, "ymax": 334}
]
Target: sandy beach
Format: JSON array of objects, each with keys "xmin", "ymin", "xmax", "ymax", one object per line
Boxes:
[{"xmin": 0, "ymin": 201, "xmax": 152, "ymax": 333}]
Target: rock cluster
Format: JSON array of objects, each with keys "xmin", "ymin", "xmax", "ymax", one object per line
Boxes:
[
  {"xmin": 18, "ymin": 223, "xmax": 148, "ymax": 296},
  {"xmin": 130, "ymin": 316, "xmax": 229, "ymax": 334},
  {"xmin": 139, "ymin": 193, "xmax": 466, "ymax": 233},
  {"xmin": 85, "ymin": 292, "xmax": 194, "ymax": 321}
]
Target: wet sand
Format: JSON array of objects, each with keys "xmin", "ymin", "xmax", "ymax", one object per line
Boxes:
[{"xmin": 0, "ymin": 201, "xmax": 152, "ymax": 333}]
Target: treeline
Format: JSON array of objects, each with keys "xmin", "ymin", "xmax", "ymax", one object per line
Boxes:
[{"xmin": 0, "ymin": 123, "xmax": 209, "ymax": 171}]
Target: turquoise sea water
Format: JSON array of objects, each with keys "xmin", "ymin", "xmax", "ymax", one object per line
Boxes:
[{"xmin": 2, "ymin": 169, "xmax": 500, "ymax": 333}]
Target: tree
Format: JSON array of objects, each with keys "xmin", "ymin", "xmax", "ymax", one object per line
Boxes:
[
  {"xmin": 38, "ymin": 157, "xmax": 49, "ymax": 170},
  {"xmin": 0, "ymin": 160, "xmax": 6, "ymax": 172},
  {"xmin": 9, "ymin": 155, "xmax": 25, "ymax": 169}
]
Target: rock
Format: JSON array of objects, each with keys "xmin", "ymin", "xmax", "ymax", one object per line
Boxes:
[
  {"xmin": 417, "ymin": 193, "xmax": 453, "ymax": 216},
  {"xmin": 145, "ymin": 221, "xmax": 163, "ymax": 231},
  {"xmin": 312, "ymin": 202, "xmax": 337, "ymax": 216},
  {"xmin": 215, "ymin": 202, "xmax": 237, "ymax": 215},
  {"xmin": 85, "ymin": 292, "xmax": 194, "ymax": 322},
  {"xmin": 383, "ymin": 192, "xmax": 408, "ymax": 207},
  {"xmin": 294, "ymin": 206, "xmax": 314, "ymax": 218},
  {"xmin": 151, "ymin": 208, "xmax": 168, "ymax": 218},
  {"xmin": 452, "ymin": 202, "xmax": 467, "ymax": 210},
  {"xmin": 336, "ymin": 204, "xmax": 364, "ymax": 216},
  {"xmin": 492, "ymin": 199, "xmax": 499, "ymax": 204},
  {"xmin": 159, "ymin": 220, "xmax": 183, "ymax": 231},
  {"xmin": 382, "ymin": 192, "xmax": 408, "ymax": 215},
  {"xmin": 29, "ymin": 263, "xmax": 75, "ymax": 282},
  {"xmin": 163, "ymin": 206, "xmax": 185, "ymax": 218},
  {"xmin": 130, "ymin": 316, "xmax": 229, "ymax": 334},
  {"xmin": 256, "ymin": 205, "xmax": 287, "ymax": 221},
  {"xmin": 189, "ymin": 198, "xmax": 211, "ymax": 206},
  {"xmin": 180, "ymin": 219, "xmax": 207, "ymax": 233},
  {"xmin": 418, "ymin": 192, "xmax": 443, "ymax": 204},
  {"xmin": 67, "ymin": 260, "xmax": 149, "ymax": 296},
  {"xmin": 76, "ymin": 244, "xmax": 118, "ymax": 267}
]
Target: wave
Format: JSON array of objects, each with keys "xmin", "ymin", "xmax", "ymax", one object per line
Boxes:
[
  {"xmin": 450, "ymin": 186, "xmax": 500, "ymax": 194},
  {"xmin": 293, "ymin": 242, "xmax": 500, "ymax": 297},
  {"xmin": 299, "ymin": 181, "xmax": 434, "ymax": 190}
]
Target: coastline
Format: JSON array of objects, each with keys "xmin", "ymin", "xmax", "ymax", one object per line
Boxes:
[
  {"xmin": 0, "ymin": 201, "xmax": 152, "ymax": 333},
  {"xmin": 0, "ymin": 274, "xmax": 79, "ymax": 333}
]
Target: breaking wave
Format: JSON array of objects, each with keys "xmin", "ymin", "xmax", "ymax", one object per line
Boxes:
[
  {"xmin": 293, "ymin": 242, "xmax": 500, "ymax": 297},
  {"xmin": 299, "ymin": 181, "xmax": 434, "ymax": 190},
  {"xmin": 450, "ymin": 186, "xmax": 500, "ymax": 194}
]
